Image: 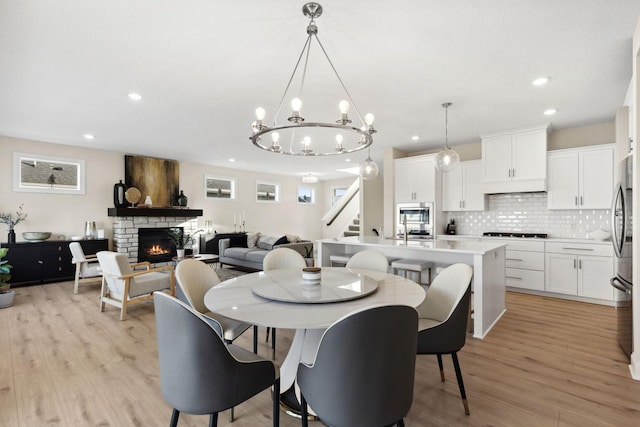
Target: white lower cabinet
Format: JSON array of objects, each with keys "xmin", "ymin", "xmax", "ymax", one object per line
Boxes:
[
  {"xmin": 487, "ymin": 239, "xmax": 545, "ymax": 291},
  {"xmin": 544, "ymin": 242, "xmax": 614, "ymax": 301}
]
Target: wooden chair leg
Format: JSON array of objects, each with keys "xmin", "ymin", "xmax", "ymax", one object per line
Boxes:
[
  {"xmin": 74, "ymin": 265, "xmax": 81, "ymax": 294},
  {"xmin": 451, "ymin": 352, "xmax": 470, "ymax": 415},
  {"xmin": 437, "ymin": 353, "xmax": 445, "ymax": 382},
  {"xmin": 99, "ymin": 277, "xmax": 107, "ymax": 312},
  {"xmin": 170, "ymin": 409, "xmax": 180, "ymax": 427}
]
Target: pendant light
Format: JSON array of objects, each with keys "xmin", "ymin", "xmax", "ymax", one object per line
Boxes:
[
  {"xmin": 435, "ymin": 102, "xmax": 460, "ymax": 172},
  {"xmin": 360, "ymin": 148, "xmax": 379, "ymax": 180}
]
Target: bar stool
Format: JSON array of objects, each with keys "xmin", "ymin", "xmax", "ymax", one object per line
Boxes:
[
  {"xmin": 392, "ymin": 259, "xmax": 435, "ymax": 285},
  {"xmin": 330, "ymin": 254, "xmax": 352, "ymax": 266}
]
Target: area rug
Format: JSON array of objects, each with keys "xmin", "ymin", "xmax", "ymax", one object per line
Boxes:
[{"xmin": 214, "ymin": 267, "xmax": 248, "ymax": 282}]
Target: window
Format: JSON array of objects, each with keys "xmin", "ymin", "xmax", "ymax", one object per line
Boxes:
[
  {"xmin": 256, "ymin": 181, "xmax": 279, "ymax": 202},
  {"xmin": 332, "ymin": 186, "xmax": 348, "ymax": 205},
  {"xmin": 297, "ymin": 186, "xmax": 315, "ymax": 204},
  {"xmin": 13, "ymin": 152, "xmax": 85, "ymax": 194},
  {"xmin": 204, "ymin": 175, "xmax": 236, "ymax": 200}
]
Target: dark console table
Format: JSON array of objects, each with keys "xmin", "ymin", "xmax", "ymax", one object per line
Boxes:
[{"xmin": 1, "ymin": 239, "xmax": 109, "ymax": 287}]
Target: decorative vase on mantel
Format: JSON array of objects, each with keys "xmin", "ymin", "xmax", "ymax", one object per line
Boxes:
[{"xmin": 177, "ymin": 190, "xmax": 188, "ymax": 207}]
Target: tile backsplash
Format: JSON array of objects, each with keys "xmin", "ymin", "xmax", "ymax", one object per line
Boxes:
[{"xmin": 444, "ymin": 192, "xmax": 611, "ymax": 239}]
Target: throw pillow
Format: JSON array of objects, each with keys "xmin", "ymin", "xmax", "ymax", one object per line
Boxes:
[
  {"xmin": 274, "ymin": 235, "xmax": 289, "ymax": 246},
  {"xmin": 247, "ymin": 232, "xmax": 261, "ymax": 248},
  {"xmin": 229, "ymin": 234, "xmax": 248, "ymax": 248},
  {"xmin": 286, "ymin": 234, "xmax": 301, "ymax": 243},
  {"xmin": 257, "ymin": 235, "xmax": 279, "ymax": 250}
]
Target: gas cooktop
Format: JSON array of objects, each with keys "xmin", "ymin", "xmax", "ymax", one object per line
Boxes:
[{"xmin": 482, "ymin": 232, "xmax": 548, "ymax": 239}]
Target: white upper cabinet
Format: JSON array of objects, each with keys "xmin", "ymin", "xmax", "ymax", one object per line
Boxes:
[
  {"xmin": 442, "ymin": 160, "xmax": 485, "ymax": 211},
  {"xmin": 547, "ymin": 144, "xmax": 614, "ymax": 210},
  {"xmin": 394, "ymin": 154, "xmax": 439, "ymax": 203},
  {"xmin": 482, "ymin": 124, "xmax": 549, "ymax": 193}
]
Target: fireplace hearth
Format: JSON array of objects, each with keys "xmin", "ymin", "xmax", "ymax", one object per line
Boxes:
[{"xmin": 138, "ymin": 227, "xmax": 182, "ymax": 263}]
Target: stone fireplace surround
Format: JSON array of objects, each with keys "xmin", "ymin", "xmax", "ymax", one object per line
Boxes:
[{"xmin": 107, "ymin": 208, "xmax": 202, "ymax": 263}]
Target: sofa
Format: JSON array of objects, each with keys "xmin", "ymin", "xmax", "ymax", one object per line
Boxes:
[{"xmin": 218, "ymin": 232, "xmax": 313, "ymax": 271}]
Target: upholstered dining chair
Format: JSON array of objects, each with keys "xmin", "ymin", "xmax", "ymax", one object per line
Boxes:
[
  {"xmin": 175, "ymin": 259, "xmax": 257, "ymax": 354},
  {"xmin": 154, "ymin": 292, "xmax": 280, "ymax": 427},
  {"xmin": 415, "ymin": 263, "xmax": 474, "ymax": 415},
  {"xmin": 298, "ymin": 305, "xmax": 418, "ymax": 427},
  {"xmin": 345, "ymin": 249, "xmax": 389, "ymax": 273},
  {"xmin": 96, "ymin": 251, "xmax": 175, "ymax": 320},
  {"xmin": 262, "ymin": 247, "xmax": 307, "ymax": 357},
  {"xmin": 69, "ymin": 242, "xmax": 102, "ymax": 294}
]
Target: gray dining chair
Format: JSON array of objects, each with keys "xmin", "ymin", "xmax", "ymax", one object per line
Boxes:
[
  {"xmin": 345, "ymin": 249, "xmax": 389, "ymax": 273},
  {"xmin": 298, "ymin": 305, "xmax": 418, "ymax": 427},
  {"xmin": 262, "ymin": 247, "xmax": 307, "ymax": 357},
  {"xmin": 154, "ymin": 292, "xmax": 280, "ymax": 427},
  {"xmin": 175, "ymin": 259, "xmax": 257, "ymax": 354},
  {"xmin": 415, "ymin": 263, "xmax": 474, "ymax": 415}
]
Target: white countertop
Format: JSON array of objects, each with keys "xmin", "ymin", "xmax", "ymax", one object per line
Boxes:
[
  {"xmin": 319, "ymin": 236, "xmax": 507, "ymax": 255},
  {"xmin": 437, "ymin": 234, "xmax": 612, "ymax": 245}
]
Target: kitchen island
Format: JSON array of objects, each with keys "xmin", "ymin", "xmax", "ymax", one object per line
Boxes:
[{"xmin": 317, "ymin": 237, "xmax": 507, "ymax": 338}]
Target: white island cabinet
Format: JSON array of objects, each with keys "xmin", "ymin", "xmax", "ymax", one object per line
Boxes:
[{"xmin": 317, "ymin": 237, "xmax": 507, "ymax": 339}]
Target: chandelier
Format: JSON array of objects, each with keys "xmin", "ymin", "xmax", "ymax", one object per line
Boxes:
[
  {"xmin": 250, "ymin": 2, "xmax": 376, "ymax": 161},
  {"xmin": 435, "ymin": 102, "xmax": 460, "ymax": 172}
]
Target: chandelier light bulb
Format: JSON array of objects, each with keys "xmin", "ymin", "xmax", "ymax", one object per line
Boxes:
[
  {"xmin": 271, "ymin": 132, "xmax": 280, "ymax": 143},
  {"xmin": 335, "ymin": 134, "xmax": 344, "ymax": 151},
  {"xmin": 364, "ymin": 113, "xmax": 375, "ymax": 125},
  {"xmin": 339, "ymin": 100, "xmax": 350, "ymax": 114},
  {"xmin": 255, "ymin": 107, "xmax": 266, "ymax": 120},
  {"xmin": 291, "ymin": 98, "xmax": 302, "ymax": 112},
  {"xmin": 304, "ymin": 136, "xmax": 311, "ymax": 147}
]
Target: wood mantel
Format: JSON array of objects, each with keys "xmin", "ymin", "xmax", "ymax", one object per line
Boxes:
[{"xmin": 107, "ymin": 208, "xmax": 203, "ymax": 217}]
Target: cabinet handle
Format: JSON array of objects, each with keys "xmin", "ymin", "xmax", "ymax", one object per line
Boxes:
[
  {"xmin": 38, "ymin": 260, "xmax": 43, "ymax": 264},
  {"xmin": 58, "ymin": 256, "xmax": 62, "ymax": 261},
  {"xmin": 579, "ymin": 259, "xmax": 582, "ymax": 269},
  {"xmin": 508, "ymin": 169, "xmax": 511, "ymax": 178},
  {"xmin": 506, "ymin": 276, "xmax": 522, "ymax": 280},
  {"xmin": 57, "ymin": 246, "xmax": 62, "ymax": 252},
  {"xmin": 58, "ymin": 267, "xmax": 62, "ymax": 272},
  {"xmin": 573, "ymin": 259, "xmax": 577, "ymax": 268},
  {"xmin": 512, "ymin": 168, "xmax": 515, "ymax": 178},
  {"xmin": 462, "ymin": 200, "xmax": 466, "ymax": 208},
  {"xmin": 575, "ymin": 196, "xmax": 578, "ymax": 206},
  {"xmin": 459, "ymin": 201, "xmax": 462, "ymax": 208},
  {"xmin": 580, "ymin": 196, "xmax": 583, "ymax": 205},
  {"xmin": 562, "ymin": 247, "xmax": 594, "ymax": 251},
  {"xmin": 506, "ymin": 258, "xmax": 523, "ymax": 262}
]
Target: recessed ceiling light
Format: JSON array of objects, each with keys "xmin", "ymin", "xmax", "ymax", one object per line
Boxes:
[
  {"xmin": 83, "ymin": 134, "xmax": 94, "ymax": 140},
  {"xmin": 532, "ymin": 77, "xmax": 549, "ymax": 86},
  {"xmin": 411, "ymin": 136, "xmax": 420, "ymax": 141},
  {"xmin": 128, "ymin": 92, "xmax": 142, "ymax": 101},
  {"xmin": 229, "ymin": 158, "xmax": 236, "ymax": 162},
  {"xmin": 544, "ymin": 109, "xmax": 557, "ymax": 115}
]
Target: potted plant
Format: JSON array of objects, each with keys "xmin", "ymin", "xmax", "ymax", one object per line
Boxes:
[
  {"xmin": 303, "ymin": 245, "xmax": 314, "ymax": 267},
  {"xmin": 0, "ymin": 248, "xmax": 15, "ymax": 308},
  {"xmin": 0, "ymin": 204, "xmax": 28, "ymax": 244},
  {"xmin": 167, "ymin": 227, "xmax": 203, "ymax": 259}
]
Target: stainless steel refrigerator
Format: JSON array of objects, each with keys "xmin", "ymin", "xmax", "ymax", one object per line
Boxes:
[{"xmin": 611, "ymin": 153, "xmax": 633, "ymax": 358}]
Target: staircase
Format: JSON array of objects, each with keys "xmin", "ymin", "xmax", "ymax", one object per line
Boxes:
[{"xmin": 343, "ymin": 214, "xmax": 360, "ymax": 237}]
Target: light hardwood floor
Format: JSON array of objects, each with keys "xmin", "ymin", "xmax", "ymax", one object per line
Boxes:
[{"xmin": 1, "ymin": 280, "xmax": 639, "ymax": 426}]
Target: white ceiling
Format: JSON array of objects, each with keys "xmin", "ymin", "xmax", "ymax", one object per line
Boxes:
[{"xmin": 1, "ymin": 1, "xmax": 639, "ymax": 180}]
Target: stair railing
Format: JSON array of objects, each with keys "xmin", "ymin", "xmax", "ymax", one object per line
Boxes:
[{"xmin": 322, "ymin": 178, "xmax": 359, "ymax": 226}]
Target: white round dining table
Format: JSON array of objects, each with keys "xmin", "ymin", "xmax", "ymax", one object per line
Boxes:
[{"xmin": 204, "ymin": 267, "xmax": 426, "ymax": 397}]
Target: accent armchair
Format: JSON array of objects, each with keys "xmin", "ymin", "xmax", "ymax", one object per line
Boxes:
[
  {"xmin": 97, "ymin": 251, "xmax": 175, "ymax": 320},
  {"xmin": 69, "ymin": 242, "xmax": 102, "ymax": 294}
]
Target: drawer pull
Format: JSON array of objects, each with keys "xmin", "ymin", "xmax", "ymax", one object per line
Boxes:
[
  {"xmin": 506, "ymin": 276, "xmax": 522, "ymax": 280},
  {"xmin": 562, "ymin": 247, "xmax": 594, "ymax": 251},
  {"xmin": 38, "ymin": 260, "xmax": 43, "ymax": 264},
  {"xmin": 506, "ymin": 258, "xmax": 523, "ymax": 262}
]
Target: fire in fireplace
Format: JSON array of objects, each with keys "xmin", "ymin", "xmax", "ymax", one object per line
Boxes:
[{"xmin": 138, "ymin": 227, "xmax": 182, "ymax": 263}]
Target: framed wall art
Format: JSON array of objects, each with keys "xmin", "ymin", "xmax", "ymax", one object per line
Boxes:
[
  {"xmin": 125, "ymin": 155, "xmax": 179, "ymax": 207},
  {"xmin": 13, "ymin": 152, "xmax": 86, "ymax": 194}
]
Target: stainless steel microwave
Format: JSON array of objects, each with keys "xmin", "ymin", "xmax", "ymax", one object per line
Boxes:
[{"xmin": 396, "ymin": 202, "xmax": 434, "ymax": 238}]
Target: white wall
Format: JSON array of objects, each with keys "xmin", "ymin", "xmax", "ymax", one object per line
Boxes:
[{"xmin": 1, "ymin": 135, "xmax": 326, "ymax": 243}]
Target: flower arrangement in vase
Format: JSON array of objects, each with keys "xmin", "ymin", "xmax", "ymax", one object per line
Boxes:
[
  {"xmin": 0, "ymin": 248, "xmax": 15, "ymax": 308},
  {"xmin": 0, "ymin": 204, "xmax": 27, "ymax": 244}
]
